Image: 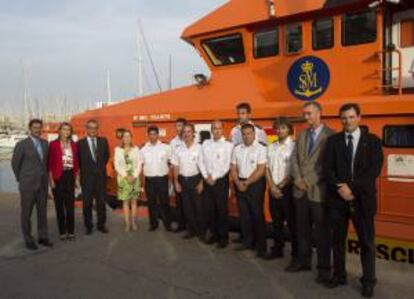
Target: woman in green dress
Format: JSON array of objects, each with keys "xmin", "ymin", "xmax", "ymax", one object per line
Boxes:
[{"xmin": 114, "ymin": 130, "xmax": 142, "ymax": 232}]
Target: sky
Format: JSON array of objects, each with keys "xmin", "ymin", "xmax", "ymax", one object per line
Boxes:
[{"xmin": 0, "ymin": 0, "xmax": 227, "ymax": 116}]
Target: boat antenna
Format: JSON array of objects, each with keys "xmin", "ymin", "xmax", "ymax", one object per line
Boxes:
[{"xmin": 138, "ymin": 19, "xmax": 162, "ymax": 93}]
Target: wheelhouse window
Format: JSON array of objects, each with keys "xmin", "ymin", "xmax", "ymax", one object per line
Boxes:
[
  {"xmin": 342, "ymin": 10, "xmax": 377, "ymax": 46},
  {"xmin": 254, "ymin": 28, "xmax": 279, "ymax": 58},
  {"xmin": 285, "ymin": 23, "xmax": 303, "ymax": 54},
  {"xmin": 201, "ymin": 34, "xmax": 245, "ymax": 66},
  {"xmin": 383, "ymin": 125, "xmax": 414, "ymax": 148},
  {"xmin": 313, "ymin": 18, "xmax": 334, "ymax": 50},
  {"xmin": 400, "ymin": 19, "xmax": 414, "ymax": 48}
]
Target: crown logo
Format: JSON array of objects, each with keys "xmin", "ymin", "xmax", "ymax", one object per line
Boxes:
[{"xmin": 301, "ymin": 61, "xmax": 314, "ymax": 73}]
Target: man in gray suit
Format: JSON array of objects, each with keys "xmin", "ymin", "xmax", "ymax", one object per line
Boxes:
[
  {"xmin": 11, "ymin": 119, "xmax": 52, "ymax": 250},
  {"xmin": 287, "ymin": 102, "xmax": 334, "ymax": 284}
]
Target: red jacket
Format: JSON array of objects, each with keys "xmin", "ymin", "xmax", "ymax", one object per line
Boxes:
[{"xmin": 48, "ymin": 139, "xmax": 79, "ymax": 181}]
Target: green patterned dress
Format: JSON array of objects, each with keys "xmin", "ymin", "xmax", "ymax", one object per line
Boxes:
[{"xmin": 117, "ymin": 151, "xmax": 140, "ymax": 201}]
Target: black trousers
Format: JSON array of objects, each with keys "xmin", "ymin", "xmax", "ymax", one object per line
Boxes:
[
  {"xmin": 52, "ymin": 170, "xmax": 75, "ymax": 235},
  {"xmin": 178, "ymin": 175, "xmax": 203, "ymax": 236},
  {"xmin": 236, "ymin": 178, "xmax": 266, "ymax": 253},
  {"xmin": 269, "ymin": 185, "xmax": 298, "ymax": 259},
  {"xmin": 175, "ymin": 189, "xmax": 186, "ymax": 229},
  {"xmin": 331, "ymin": 203, "xmax": 376, "ymax": 286},
  {"xmin": 294, "ymin": 196, "xmax": 331, "ymax": 277},
  {"xmin": 145, "ymin": 176, "xmax": 171, "ymax": 228},
  {"xmin": 203, "ymin": 175, "xmax": 230, "ymax": 242},
  {"xmin": 82, "ymin": 175, "xmax": 106, "ymax": 230}
]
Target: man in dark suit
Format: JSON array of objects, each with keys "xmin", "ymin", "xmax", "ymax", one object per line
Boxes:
[
  {"xmin": 78, "ymin": 120, "xmax": 110, "ymax": 234},
  {"xmin": 324, "ymin": 103, "xmax": 383, "ymax": 298},
  {"xmin": 11, "ymin": 119, "xmax": 53, "ymax": 250}
]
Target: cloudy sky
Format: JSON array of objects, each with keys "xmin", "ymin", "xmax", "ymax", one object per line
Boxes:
[{"xmin": 0, "ymin": 0, "xmax": 226, "ymax": 115}]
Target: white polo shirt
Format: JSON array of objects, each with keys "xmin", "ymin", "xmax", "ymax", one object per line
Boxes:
[
  {"xmin": 230, "ymin": 122, "xmax": 268, "ymax": 146},
  {"xmin": 140, "ymin": 141, "xmax": 171, "ymax": 177},
  {"xmin": 201, "ymin": 137, "xmax": 234, "ymax": 180},
  {"xmin": 231, "ymin": 141, "xmax": 267, "ymax": 179},
  {"xmin": 170, "ymin": 135, "xmax": 184, "ymax": 154},
  {"xmin": 267, "ymin": 137, "xmax": 295, "ymax": 185},
  {"xmin": 171, "ymin": 141, "xmax": 204, "ymax": 177}
]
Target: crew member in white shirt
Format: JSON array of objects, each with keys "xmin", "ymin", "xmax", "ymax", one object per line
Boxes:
[
  {"xmin": 230, "ymin": 102, "xmax": 268, "ymax": 146},
  {"xmin": 141, "ymin": 125, "xmax": 172, "ymax": 232},
  {"xmin": 171, "ymin": 123, "xmax": 205, "ymax": 239},
  {"xmin": 169, "ymin": 118, "xmax": 187, "ymax": 232},
  {"xmin": 266, "ymin": 117, "xmax": 297, "ymax": 262},
  {"xmin": 200, "ymin": 120, "xmax": 233, "ymax": 248},
  {"xmin": 231, "ymin": 123, "xmax": 268, "ymax": 259}
]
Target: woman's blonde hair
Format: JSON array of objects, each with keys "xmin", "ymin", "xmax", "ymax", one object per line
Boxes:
[{"xmin": 120, "ymin": 129, "xmax": 134, "ymax": 148}]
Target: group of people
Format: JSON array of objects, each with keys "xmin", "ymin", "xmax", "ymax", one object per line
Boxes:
[{"xmin": 11, "ymin": 101, "xmax": 383, "ymax": 298}]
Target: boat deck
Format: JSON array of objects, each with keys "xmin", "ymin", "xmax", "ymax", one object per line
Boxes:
[{"xmin": 0, "ymin": 192, "xmax": 412, "ymax": 299}]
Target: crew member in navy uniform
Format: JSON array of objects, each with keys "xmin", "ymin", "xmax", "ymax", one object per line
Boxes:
[
  {"xmin": 324, "ymin": 103, "xmax": 383, "ymax": 298},
  {"xmin": 78, "ymin": 120, "xmax": 110, "ymax": 235},
  {"xmin": 200, "ymin": 120, "xmax": 233, "ymax": 248},
  {"xmin": 171, "ymin": 123, "xmax": 205, "ymax": 239},
  {"xmin": 230, "ymin": 102, "xmax": 268, "ymax": 146},
  {"xmin": 231, "ymin": 123, "xmax": 268, "ymax": 259},
  {"xmin": 140, "ymin": 125, "xmax": 172, "ymax": 231},
  {"xmin": 170, "ymin": 118, "xmax": 187, "ymax": 233},
  {"xmin": 266, "ymin": 117, "xmax": 297, "ymax": 262}
]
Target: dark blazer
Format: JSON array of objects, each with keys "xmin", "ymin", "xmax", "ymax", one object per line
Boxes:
[
  {"xmin": 11, "ymin": 136, "xmax": 49, "ymax": 191},
  {"xmin": 323, "ymin": 129, "xmax": 384, "ymax": 216},
  {"xmin": 77, "ymin": 136, "xmax": 110, "ymax": 183}
]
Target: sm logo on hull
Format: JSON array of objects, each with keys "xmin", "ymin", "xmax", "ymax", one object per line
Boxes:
[{"xmin": 287, "ymin": 56, "xmax": 330, "ymax": 101}]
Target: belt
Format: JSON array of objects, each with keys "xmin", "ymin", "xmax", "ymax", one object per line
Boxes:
[{"xmin": 179, "ymin": 174, "xmax": 201, "ymax": 181}]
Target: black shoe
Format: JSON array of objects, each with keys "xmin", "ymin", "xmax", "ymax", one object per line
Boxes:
[
  {"xmin": 216, "ymin": 240, "xmax": 228, "ymax": 249},
  {"xmin": 164, "ymin": 225, "xmax": 172, "ymax": 232},
  {"xmin": 315, "ymin": 276, "xmax": 331, "ymax": 285},
  {"xmin": 38, "ymin": 239, "xmax": 53, "ymax": 247},
  {"xmin": 285, "ymin": 263, "xmax": 311, "ymax": 272},
  {"xmin": 269, "ymin": 250, "xmax": 284, "ymax": 259},
  {"xmin": 234, "ymin": 244, "xmax": 251, "ymax": 252},
  {"xmin": 362, "ymin": 285, "xmax": 374, "ymax": 298},
  {"xmin": 183, "ymin": 233, "xmax": 195, "ymax": 239},
  {"xmin": 324, "ymin": 278, "xmax": 347, "ymax": 289},
  {"xmin": 204, "ymin": 236, "xmax": 217, "ymax": 245},
  {"xmin": 173, "ymin": 226, "xmax": 185, "ymax": 233},
  {"xmin": 25, "ymin": 241, "xmax": 38, "ymax": 250},
  {"xmin": 59, "ymin": 234, "xmax": 67, "ymax": 241},
  {"xmin": 232, "ymin": 235, "xmax": 243, "ymax": 243},
  {"xmin": 98, "ymin": 227, "xmax": 109, "ymax": 234},
  {"xmin": 256, "ymin": 251, "xmax": 272, "ymax": 260},
  {"xmin": 149, "ymin": 225, "xmax": 158, "ymax": 232},
  {"xmin": 85, "ymin": 227, "xmax": 93, "ymax": 235}
]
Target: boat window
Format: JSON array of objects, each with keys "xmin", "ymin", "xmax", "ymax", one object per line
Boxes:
[
  {"xmin": 254, "ymin": 28, "xmax": 279, "ymax": 58},
  {"xmin": 342, "ymin": 10, "xmax": 377, "ymax": 46},
  {"xmin": 400, "ymin": 19, "xmax": 414, "ymax": 48},
  {"xmin": 383, "ymin": 125, "xmax": 414, "ymax": 148},
  {"xmin": 285, "ymin": 23, "xmax": 303, "ymax": 53},
  {"xmin": 313, "ymin": 18, "xmax": 334, "ymax": 50},
  {"xmin": 201, "ymin": 34, "xmax": 245, "ymax": 66}
]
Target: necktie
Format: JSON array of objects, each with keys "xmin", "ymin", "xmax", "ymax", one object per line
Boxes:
[
  {"xmin": 345, "ymin": 134, "xmax": 354, "ymax": 178},
  {"xmin": 91, "ymin": 138, "xmax": 97, "ymax": 162},
  {"xmin": 307, "ymin": 129, "xmax": 315, "ymax": 155},
  {"xmin": 34, "ymin": 138, "xmax": 43, "ymax": 161}
]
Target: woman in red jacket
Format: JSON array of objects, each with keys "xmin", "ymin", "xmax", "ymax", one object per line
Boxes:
[{"xmin": 48, "ymin": 122, "xmax": 79, "ymax": 241}]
